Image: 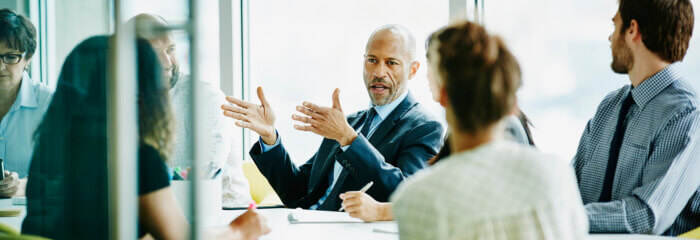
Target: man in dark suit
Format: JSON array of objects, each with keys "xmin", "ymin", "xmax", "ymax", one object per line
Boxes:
[{"xmin": 222, "ymin": 25, "xmax": 444, "ymax": 211}]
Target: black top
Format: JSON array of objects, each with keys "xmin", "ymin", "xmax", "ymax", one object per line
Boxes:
[{"xmin": 23, "ymin": 144, "xmax": 171, "ymax": 239}]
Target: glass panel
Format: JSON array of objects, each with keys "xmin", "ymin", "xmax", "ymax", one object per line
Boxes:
[
  {"xmin": 484, "ymin": 0, "xmax": 628, "ymax": 159},
  {"xmin": 248, "ymin": 0, "xmax": 450, "ymax": 163}
]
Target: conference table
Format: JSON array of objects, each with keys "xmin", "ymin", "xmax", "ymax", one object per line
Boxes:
[{"xmin": 0, "ymin": 199, "xmax": 688, "ymax": 239}]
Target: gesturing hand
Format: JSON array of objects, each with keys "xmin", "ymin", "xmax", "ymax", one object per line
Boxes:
[
  {"xmin": 292, "ymin": 88, "xmax": 358, "ymax": 146},
  {"xmin": 222, "ymin": 87, "xmax": 277, "ymax": 145}
]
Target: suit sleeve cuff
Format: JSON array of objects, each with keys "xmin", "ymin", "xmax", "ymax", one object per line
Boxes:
[{"xmin": 260, "ymin": 130, "xmax": 280, "ymax": 152}]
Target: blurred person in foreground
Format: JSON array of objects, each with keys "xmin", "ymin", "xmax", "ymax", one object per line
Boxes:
[
  {"xmin": 22, "ymin": 35, "xmax": 269, "ymax": 240},
  {"xmin": 391, "ymin": 21, "xmax": 588, "ymax": 240}
]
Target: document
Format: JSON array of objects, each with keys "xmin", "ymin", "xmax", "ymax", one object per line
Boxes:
[{"xmin": 287, "ymin": 208, "xmax": 364, "ymax": 224}]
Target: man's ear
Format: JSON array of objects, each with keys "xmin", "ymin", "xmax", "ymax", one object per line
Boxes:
[
  {"xmin": 408, "ymin": 61, "xmax": 420, "ymax": 79},
  {"xmin": 627, "ymin": 19, "xmax": 642, "ymax": 43},
  {"xmin": 439, "ymin": 87, "xmax": 449, "ymax": 107}
]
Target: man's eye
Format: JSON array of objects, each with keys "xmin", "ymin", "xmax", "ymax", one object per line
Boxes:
[
  {"xmin": 166, "ymin": 48, "xmax": 175, "ymax": 54},
  {"xmin": 388, "ymin": 61, "xmax": 398, "ymax": 66},
  {"xmin": 367, "ymin": 58, "xmax": 377, "ymax": 63}
]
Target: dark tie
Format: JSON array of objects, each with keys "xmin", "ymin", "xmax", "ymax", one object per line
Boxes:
[
  {"xmin": 599, "ymin": 91, "xmax": 635, "ymax": 202},
  {"xmin": 360, "ymin": 108, "xmax": 377, "ymax": 137}
]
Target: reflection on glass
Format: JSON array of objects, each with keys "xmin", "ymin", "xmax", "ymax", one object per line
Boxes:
[
  {"xmin": 0, "ymin": 8, "xmax": 47, "ymax": 203},
  {"xmin": 22, "ymin": 36, "xmax": 186, "ymax": 238},
  {"xmin": 128, "ymin": 12, "xmax": 252, "ymax": 208}
]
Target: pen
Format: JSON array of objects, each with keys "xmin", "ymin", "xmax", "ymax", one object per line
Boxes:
[
  {"xmin": 210, "ymin": 168, "xmax": 222, "ymax": 179},
  {"xmin": 339, "ymin": 181, "xmax": 373, "ymax": 211}
]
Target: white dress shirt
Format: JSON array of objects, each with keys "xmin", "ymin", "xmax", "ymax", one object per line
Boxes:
[
  {"xmin": 392, "ymin": 140, "xmax": 588, "ymax": 240},
  {"xmin": 169, "ymin": 75, "xmax": 252, "ymax": 207}
]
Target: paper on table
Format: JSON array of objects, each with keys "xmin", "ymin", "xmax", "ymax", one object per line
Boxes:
[
  {"xmin": 287, "ymin": 208, "xmax": 364, "ymax": 224},
  {"xmin": 0, "ymin": 208, "xmax": 21, "ymax": 217},
  {"xmin": 372, "ymin": 224, "xmax": 398, "ymax": 234},
  {"xmin": 11, "ymin": 197, "xmax": 26, "ymax": 205}
]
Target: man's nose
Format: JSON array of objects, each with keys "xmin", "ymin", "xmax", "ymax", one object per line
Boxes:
[
  {"xmin": 372, "ymin": 62, "xmax": 388, "ymax": 79},
  {"xmin": 158, "ymin": 52, "xmax": 172, "ymax": 68}
]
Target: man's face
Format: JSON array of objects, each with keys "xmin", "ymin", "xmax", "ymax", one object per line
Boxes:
[
  {"xmin": 148, "ymin": 35, "xmax": 179, "ymax": 86},
  {"xmin": 363, "ymin": 31, "xmax": 413, "ymax": 106},
  {"xmin": 610, "ymin": 12, "xmax": 634, "ymax": 74}
]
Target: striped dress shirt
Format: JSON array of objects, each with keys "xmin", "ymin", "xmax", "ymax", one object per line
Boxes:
[{"xmin": 573, "ymin": 63, "xmax": 700, "ymax": 235}]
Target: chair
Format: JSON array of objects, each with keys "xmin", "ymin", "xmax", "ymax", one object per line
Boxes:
[
  {"xmin": 680, "ymin": 226, "xmax": 700, "ymax": 239},
  {"xmin": 241, "ymin": 161, "xmax": 282, "ymax": 205}
]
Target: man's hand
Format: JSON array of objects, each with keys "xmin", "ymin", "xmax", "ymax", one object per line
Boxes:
[
  {"xmin": 0, "ymin": 171, "xmax": 19, "ymax": 198},
  {"xmin": 292, "ymin": 88, "xmax": 357, "ymax": 146},
  {"xmin": 222, "ymin": 87, "xmax": 277, "ymax": 145},
  {"xmin": 229, "ymin": 209, "xmax": 271, "ymax": 240},
  {"xmin": 339, "ymin": 191, "xmax": 393, "ymax": 222}
]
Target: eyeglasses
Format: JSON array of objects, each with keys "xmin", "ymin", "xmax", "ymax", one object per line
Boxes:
[{"xmin": 0, "ymin": 53, "xmax": 25, "ymax": 65}]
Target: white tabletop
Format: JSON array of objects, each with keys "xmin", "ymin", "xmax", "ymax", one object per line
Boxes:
[
  {"xmin": 0, "ymin": 198, "xmax": 26, "ymax": 232},
  {"xmin": 0, "ymin": 199, "xmax": 688, "ymax": 239}
]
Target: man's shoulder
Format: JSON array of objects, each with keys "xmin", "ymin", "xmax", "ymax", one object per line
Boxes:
[{"xmin": 651, "ymin": 78, "xmax": 698, "ymax": 113}]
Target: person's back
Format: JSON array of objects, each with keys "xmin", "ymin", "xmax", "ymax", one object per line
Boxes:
[
  {"xmin": 391, "ymin": 21, "xmax": 588, "ymax": 239},
  {"xmin": 393, "ymin": 140, "xmax": 587, "ymax": 239}
]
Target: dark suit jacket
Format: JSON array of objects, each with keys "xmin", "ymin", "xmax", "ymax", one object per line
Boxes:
[{"xmin": 250, "ymin": 93, "xmax": 444, "ymax": 210}]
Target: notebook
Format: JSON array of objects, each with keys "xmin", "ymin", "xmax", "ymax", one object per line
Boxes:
[
  {"xmin": 0, "ymin": 209, "xmax": 22, "ymax": 217},
  {"xmin": 286, "ymin": 208, "xmax": 364, "ymax": 224}
]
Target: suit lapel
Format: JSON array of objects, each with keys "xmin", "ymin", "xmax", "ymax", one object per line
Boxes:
[
  {"xmin": 367, "ymin": 93, "xmax": 417, "ymax": 146},
  {"xmin": 308, "ymin": 112, "xmax": 366, "ymax": 192}
]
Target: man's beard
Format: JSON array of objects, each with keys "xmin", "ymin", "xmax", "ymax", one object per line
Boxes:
[
  {"xmin": 168, "ymin": 65, "xmax": 180, "ymax": 89},
  {"xmin": 368, "ymin": 77, "xmax": 397, "ymax": 106},
  {"xmin": 611, "ymin": 36, "xmax": 633, "ymax": 74}
]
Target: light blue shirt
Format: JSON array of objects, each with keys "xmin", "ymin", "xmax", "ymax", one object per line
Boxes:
[
  {"xmin": 0, "ymin": 73, "xmax": 52, "ymax": 178},
  {"xmin": 260, "ymin": 91, "xmax": 410, "ymax": 209}
]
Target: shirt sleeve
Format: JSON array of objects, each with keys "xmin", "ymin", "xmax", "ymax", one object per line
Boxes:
[
  {"xmin": 139, "ymin": 145, "xmax": 171, "ymax": 195},
  {"xmin": 260, "ymin": 130, "xmax": 281, "ymax": 152},
  {"xmin": 585, "ymin": 110, "xmax": 700, "ymax": 234}
]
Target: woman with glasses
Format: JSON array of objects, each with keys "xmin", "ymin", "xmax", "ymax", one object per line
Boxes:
[{"xmin": 0, "ymin": 8, "xmax": 51, "ymax": 198}]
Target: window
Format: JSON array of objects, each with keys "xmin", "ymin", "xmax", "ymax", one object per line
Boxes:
[
  {"xmin": 247, "ymin": 0, "xmax": 450, "ymax": 163},
  {"xmin": 484, "ymin": 0, "xmax": 700, "ymax": 160}
]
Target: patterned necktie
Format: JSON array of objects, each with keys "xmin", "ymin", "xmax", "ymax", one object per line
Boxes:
[
  {"xmin": 360, "ymin": 108, "xmax": 377, "ymax": 137},
  {"xmin": 599, "ymin": 91, "xmax": 635, "ymax": 202}
]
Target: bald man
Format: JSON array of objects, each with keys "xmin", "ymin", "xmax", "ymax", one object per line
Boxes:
[{"xmin": 222, "ymin": 25, "xmax": 444, "ymax": 211}]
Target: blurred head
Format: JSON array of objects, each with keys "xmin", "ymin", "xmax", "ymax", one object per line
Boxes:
[
  {"xmin": 425, "ymin": 34, "xmax": 440, "ymax": 102},
  {"xmin": 34, "ymin": 35, "xmax": 173, "ymax": 161},
  {"xmin": 610, "ymin": 0, "xmax": 694, "ymax": 73},
  {"xmin": 363, "ymin": 25, "xmax": 419, "ymax": 106},
  {"xmin": 128, "ymin": 13, "xmax": 179, "ymax": 87},
  {"xmin": 429, "ymin": 22, "xmax": 521, "ymax": 135},
  {"xmin": 0, "ymin": 9, "xmax": 36, "ymax": 86}
]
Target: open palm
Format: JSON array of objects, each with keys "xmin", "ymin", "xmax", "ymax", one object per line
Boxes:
[{"xmin": 222, "ymin": 87, "xmax": 277, "ymax": 144}]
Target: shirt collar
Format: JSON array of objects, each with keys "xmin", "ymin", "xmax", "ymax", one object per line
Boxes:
[
  {"xmin": 16, "ymin": 72, "xmax": 38, "ymax": 109},
  {"xmin": 630, "ymin": 62, "xmax": 681, "ymax": 109},
  {"xmin": 370, "ymin": 90, "xmax": 409, "ymax": 121}
]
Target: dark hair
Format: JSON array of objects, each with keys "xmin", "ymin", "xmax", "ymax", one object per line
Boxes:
[
  {"xmin": 23, "ymin": 35, "xmax": 170, "ymax": 238},
  {"xmin": 0, "ymin": 8, "xmax": 36, "ymax": 58},
  {"xmin": 618, "ymin": 0, "xmax": 694, "ymax": 62},
  {"xmin": 430, "ymin": 22, "xmax": 521, "ymax": 135}
]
